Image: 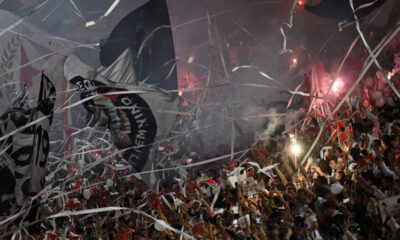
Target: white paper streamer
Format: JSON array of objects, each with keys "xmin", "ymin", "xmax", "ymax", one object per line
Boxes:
[
  {"xmin": 258, "ymin": 162, "xmax": 280, "ymax": 176},
  {"xmin": 289, "ymin": 89, "xmax": 310, "ymax": 97},
  {"xmin": 47, "ymin": 206, "xmax": 195, "ymax": 239},
  {"xmin": 283, "ymin": 0, "xmax": 298, "ymax": 28},
  {"xmin": 161, "ymin": 195, "xmax": 173, "ymax": 210},
  {"xmin": 279, "ymin": 27, "xmax": 293, "ymax": 54},
  {"xmin": 103, "ymin": 0, "xmax": 121, "ymax": 17},
  {"xmin": 68, "ymin": 0, "xmax": 84, "ymax": 18},
  {"xmin": 85, "ymin": 0, "xmax": 121, "ymax": 27},
  {"xmin": 232, "ymin": 66, "xmax": 284, "ymax": 86}
]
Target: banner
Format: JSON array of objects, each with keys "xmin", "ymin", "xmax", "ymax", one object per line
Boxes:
[
  {"xmin": 0, "ymin": 73, "xmax": 55, "ymax": 215},
  {"xmin": 30, "ymin": 73, "xmax": 56, "ymax": 194},
  {"xmin": 64, "ymin": 53, "xmax": 181, "ymax": 171}
]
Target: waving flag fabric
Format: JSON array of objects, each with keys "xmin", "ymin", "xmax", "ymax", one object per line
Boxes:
[
  {"xmin": 99, "ymin": 0, "xmax": 177, "ymax": 90},
  {"xmin": 0, "ymin": 73, "xmax": 55, "ymax": 216},
  {"xmin": 64, "ymin": 53, "xmax": 181, "ymax": 171}
]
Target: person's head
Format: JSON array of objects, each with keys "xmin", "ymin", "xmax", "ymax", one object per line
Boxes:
[
  {"xmin": 286, "ymin": 184, "xmax": 297, "ymax": 199},
  {"xmin": 381, "ymin": 175, "xmax": 394, "ymax": 189},
  {"xmin": 315, "ymin": 175, "xmax": 328, "ymax": 187},
  {"xmin": 334, "ymin": 171, "xmax": 345, "ymax": 181},
  {"xmin": 321, "ymin": 201, "xmax": 337, "ymax": 218},
  {"xmin": 336, "ymin": 158, "xmax": 346, "ymax": 170},
  {"xmin": 382, "ymin": 135, "xmax": 394, "ymax": 149},
  {"xmin": 293, "ymin": 216, "xmax": 305, "ymax": 232},
  {"xmin": 329, "ymin": 159, "xmax": 337, "ymax": 170},
  {"xmin": 353, "ymin": 123, "xmax": 363, "ymax": 138},
  {"xmin": 325, "ymin": 225, "xmax": 343, "ymax": 240},
  {"xmin": 309, "ymin": 165, "xmax": 319, "ymax": 180}
]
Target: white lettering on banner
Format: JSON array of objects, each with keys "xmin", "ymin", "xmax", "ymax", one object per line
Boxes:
[
  {"xmin": 84, "ymin": 80, "xmax": 95, "ymax": 90},
  {"xmin": 137, "ymin": 130, "xmax": 147, "ymax": 140},
  {"xmin": 134, "ymin": 113, "xmax": 143, "ymax": 119},
  {"xmin": 131, "ymin": 103, "xmax": 141, "ymax": 115},
  {"xmin": 131, "ymin": 153, "xmax": 140, "ymax": 159},
  {"xmin": 137, "ymin": 119, "xmax": 147, "ymax": 129},
  {"xmin": 122, "ymin": 96, "xmax": 151, "ymax": 161},
  {"xmin": 135, "ymin": 139, "xmax": 144, "ymax": 146},
  {"xmin": 130, "ymin": 102, "xmax": 148, "ymax": 133},
  {"xmin": 121, "ymin": 97, "xmax": 132, "ymax": 106}
]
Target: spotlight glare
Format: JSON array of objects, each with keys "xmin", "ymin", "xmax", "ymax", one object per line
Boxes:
[{"xmin": 291, "ymin": 144, "xmax": 301, "ymax": 155}]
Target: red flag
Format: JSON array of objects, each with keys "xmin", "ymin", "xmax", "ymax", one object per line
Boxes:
[
  {"xmin": 70, "ymin": 180, "xmax": 83, "ymax": 190},
  {"xmin": 150, "ymin": 197, "xmax": 162, "ymax": 210},
  {"xmin": 187, "ymin": 181, "xmax": 199, "ymax": 190},
  {"xmin": 331, "ymin": 119, "xmax": 352, "ymax": 143},
  {"xmin": 116, "ymin": 229, "xmax": 135, "ymax": 240},
  {"xmin": 191, "ymin": 223, "xmax": 205, "ymax": 235},
  {"xmin": 46, "ymin": 232, "xmax": 61, "ymax": 240},
  {"xmin": 90, "ymin": 187, "xmax": 98, "ymax": 197},
  {"xmin": 65, "ymin": 198, "xmax": 81, "ymax": 210},
  {"xmin": 203, "ymin": 178, "xmax": 217, "ymax": 186},
  {"xmin": 246, "ymin": 167, "xmax": 255, "ymax": 178}
]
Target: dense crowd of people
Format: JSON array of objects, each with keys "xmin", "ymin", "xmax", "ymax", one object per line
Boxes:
[{"xmin": 36, "ymin": 89, "xmax": 400, "ymax": 240}]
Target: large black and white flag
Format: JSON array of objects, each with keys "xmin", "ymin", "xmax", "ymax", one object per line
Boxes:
[
  {"xmin": 64, "ymin": 52, "xmax": 181, "ymax": 171},
  {"xmin": 0, "ymin": 73, "xmax": 55, "ymax": 216},
  {"xmin": 0, "ymin": 88, "xmax": 34, "ymax": 214}
]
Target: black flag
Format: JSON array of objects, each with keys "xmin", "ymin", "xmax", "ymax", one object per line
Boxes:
[
  {"xmin": 305, "ymin": 0, "xmax": 385, "ymax": 21},
  {"xmin": 99, "ymin": 0, "xmax": 177, "ymax": 90},
  {"xmin": 64, "ymin": 53, "xmax": 181, "ymax": 171},
  {"xmin": 69, "ymin": 77, "xmax": 157, "ymax": 171}
]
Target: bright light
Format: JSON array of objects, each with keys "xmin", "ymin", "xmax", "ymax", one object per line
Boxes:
[
  {"xmin": 332, "ymin": 78, "xmax": 344, "ymax": 93},
  {"xmin": 178, "ymin": 90, "xmax": 183, "ymax": 96},
  {"xmin": 291, "ymin": 144, "xmax": 302, "ymax": 155},
  {"xmin": 290, "ymin": 58, "xmax": 298, "ymax": 70},
  {"xmin": 187, "ymin": 55, "xmax": 194, "ymax": 64},
  {"xmin": 388, "ymin": 71, "xmax": 394, "ymax": 80},
  {"xmin": 298, "ymin": 0, "xmax": 308, "ymax": 6}
]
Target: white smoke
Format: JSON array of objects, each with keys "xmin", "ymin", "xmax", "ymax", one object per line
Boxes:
[
  {"xmin": 258, "ymin": 108, "xmax": 281, "ymax": 141},
  {"xmin": 285, "ymin": 109, "xmax": 305, "ymax": 131}
]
